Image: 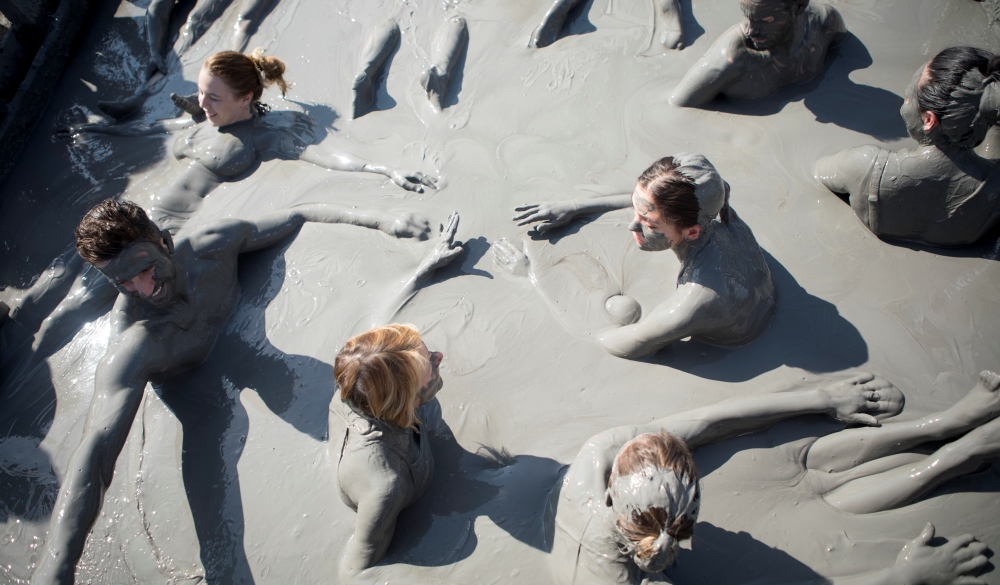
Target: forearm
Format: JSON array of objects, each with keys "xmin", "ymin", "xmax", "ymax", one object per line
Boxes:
[
  {"xmin": 575, "ymin": 193, "xmax": 632, "ymax": 214},
  {"xmin": 298, "ymin": 144, "xmax": 372, "ymax": 174},
  {"xmin": 647, "ymin": 388, "xmax": 833, "ymax": 448}
]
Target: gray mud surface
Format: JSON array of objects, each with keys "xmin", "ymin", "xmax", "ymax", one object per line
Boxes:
[{"xmin": 1, "ymin": 0, "xmax": 999, "ymax": 583}]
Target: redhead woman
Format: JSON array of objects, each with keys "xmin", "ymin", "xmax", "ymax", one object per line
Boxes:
[{"xmin": 61, "ymin": 50, "xmax": 436, "ymax": 233}]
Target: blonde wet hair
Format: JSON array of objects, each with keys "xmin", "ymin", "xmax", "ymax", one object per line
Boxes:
[
  {"xmin": 609, "ymin": 431, "xmax": 700, "ymax": 571},
  {"xmin": 334, "ymin": 324, "xmax": 428, "ymax": 429}
]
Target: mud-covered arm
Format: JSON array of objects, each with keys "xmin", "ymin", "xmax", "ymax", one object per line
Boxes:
[
  {"xmin": 644, "ymin": 373, "xmax": 902, "ymax": 450},
  {"xmin": 512, "ymin": 193, "xmax": 632, "ymax": 235},
  {"xmin": 596, "ymin": 282, "xmax": 717, "ymax": 359},
  {"xmin": 32, "ymin": 329, "xmax": 159, "ymax": 584},
  {"xmin": 339, "ymin": 476, "xmax": 411, "ymax": 581},
  {"xmin": 814, "ymin": 145, "xmax": 880, "ymax": 195},
  {"xmin": 668, "ymin": 29, "xmax": 744, "ymax": 107},
  {"xmin": 195, "ymin": 204, "xmax": 432, "ymax": 256},
  {"xmin": 815, "ymin": 524, "xmax": 989, "ymax": 585},
  {"xmin": 290, "ymin": 144, "xmax": 437, "ymax": 193}
]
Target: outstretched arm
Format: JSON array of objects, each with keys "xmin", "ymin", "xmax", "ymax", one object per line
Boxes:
[
  {"xmin": 668, "ymin": 29, "xmax": 744, "ymax": 107},
  {"xmin": 512, "ymin": 193, "xmax": 632, "ymax": 235},
  {"xmin": 643, "ymin": 372, "xmax": 903, "ymax": 449},
  {"xmin": 32, "ymin": 330, "xmax": 160, "ymax": 584},
  {"xmin": 199, "ymin": 204, "xmax": 433, "ymax": 256},
  {"xmin": 596, "ymin": 281, "xmax": 717, "ymax": 359},
  {"xmin": 293, "ymin": 144, "xmax": 437, "ymax": 193}
]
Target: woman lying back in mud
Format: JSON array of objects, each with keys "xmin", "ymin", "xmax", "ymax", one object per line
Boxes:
[
  {"xmin": 550, "ymin": 371, "xmax": 997, "ymax": 584},
  {"xmin": 815, "ymin": 46, "xmax": 1000, "ymax": 247},
  {"xmin": 60, "ymin": 50, "xmax": 437, "ymax": 233},
  {"xmin": 496, "ymin": 154, "xmax": 775, "ymax": 359}
]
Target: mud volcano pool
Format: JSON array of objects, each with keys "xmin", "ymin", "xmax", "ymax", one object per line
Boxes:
[{"xmin": 1, "ymin": 0, "xmax": 999, "ymax": 583}]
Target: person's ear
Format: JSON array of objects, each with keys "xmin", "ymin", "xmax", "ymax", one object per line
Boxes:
[
  {"xmin": 160, "ymin": 230, "xmax": 174, "ymax": 254},
  {"xmin": 684, "ymin": 225, "xmax": 703, "ymax": 241},
  {"xmin": 241, "ymin": 92, "xmax": 253, "ymax": 109},
  {"xmin": 922, "ymin": 110, "xmax": 939, "ymax": 132}
]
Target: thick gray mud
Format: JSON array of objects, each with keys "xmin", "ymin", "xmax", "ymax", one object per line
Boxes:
[{"xmin": 1, "ymin": 0, "xmax": 999, "ymax": 583}]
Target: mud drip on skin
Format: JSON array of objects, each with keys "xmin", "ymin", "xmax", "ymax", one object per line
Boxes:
[{"xmin": 0, "ymin": 0, "xmax": 999, "ymax": 584}]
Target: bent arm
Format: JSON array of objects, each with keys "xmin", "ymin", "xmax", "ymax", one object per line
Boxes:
[
  {"xmin": 339, "ymin": 481, "xmax": 409, "ymax": 582},
  {"xmin": 668, "ymin": 31, "xmax": 744, "ymax": 107},
  {"xmin": 597, "ymin": 282, "xmax": 716, "ymax": 359},
  {"xmin": 32, "ymin": 333, "xmax": 154, "ymax": 584},
  {"xmin": 63, "ymin": 116, "xmax": 196, "ymax": 137}
]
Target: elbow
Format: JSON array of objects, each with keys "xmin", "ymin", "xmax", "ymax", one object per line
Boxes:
[
  {"xmin": 597, "ymin": 331, "xmax": 656, "ymax": 360},
  {"xmin": 668, "ymin": 88, "xmax": 700, "ymax": 108}
]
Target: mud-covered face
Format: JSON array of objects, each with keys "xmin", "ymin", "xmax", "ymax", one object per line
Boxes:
[
  {"xmin": 95, "ymin": 240, "xmax": 177, "ymax": 309},
  {"xmin": 414, "ymin": 343, "xmax": 444, "ymax": 407},
  {"xmin": 198, "ymin": 68, "xmax": 253, "ymax": 127},
  {"xmin": 900, "ymin": 63, "xmax": 934, "ymax": 144},
  {"xmin": 740, "ymin": 0, "xmax": 795, "ymax": 51},
  {"xmin": 628, "ymin": 186, "xmax": 686, "ymax": 252}
]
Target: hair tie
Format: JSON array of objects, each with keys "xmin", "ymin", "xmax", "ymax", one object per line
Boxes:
[{"xmin": 634, "ymin": 531, "xmax": 677, "ymax": 573}]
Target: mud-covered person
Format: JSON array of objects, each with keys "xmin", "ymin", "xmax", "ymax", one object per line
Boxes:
[
  {"xmin": 499, "ymin": 154, "xmax": 775, "ymax": 359},
  {"xmin": 815, "ymin": 46, "xmax": 1000, "ymax": 247},
  {"xmin": 669, "ymin": 0, "xmax": 846, "ymax": 108},
  {"xmin": 331, "ymin": 324, "xmax": 448, "ymax": 582},
  {"xmin": 30, "ymin": 199, "xmax": 443, "ymax": 584}
]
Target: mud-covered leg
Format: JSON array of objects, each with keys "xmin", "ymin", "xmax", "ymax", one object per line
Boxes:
[
  {"xmin": 351, "ymin": 19, "xmax": 400, "ymax": 119},
  {"xmin": 529, "ymin": 0, "xmax": 584, "ymax": 48},
  {"xmin": 232, "ymin": 0, "xmax": 275, "ymax": 52},
  {"xmin": 419, "ymin": 15, "xmax": 468, "ymax": 111}
]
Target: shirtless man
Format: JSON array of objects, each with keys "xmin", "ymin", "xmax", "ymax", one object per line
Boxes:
[
  {"xmin": 30, "ymin": 199, "xmax": 457, "ymax": 584},
  {"xmin": 669, "ymin": 0, "xmax": 846, "ymax": 108}
]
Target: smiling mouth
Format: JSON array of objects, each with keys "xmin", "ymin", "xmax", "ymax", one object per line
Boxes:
[{"xmin": 147, "ymin": 282, "xmax": 165, "ymax": 301}]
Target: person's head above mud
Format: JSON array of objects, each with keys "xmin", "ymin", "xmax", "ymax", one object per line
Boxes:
[
  {"xmin": 629, "ymin": 154, "xmax": 730, "ymax": 253},
  {"xmin": 335, "ymin": 323, "xmax": 444, "ymax": 428},
  {"xmin": 199, "ymin": 50, "xmax": 288, "ymax": 125},
  {"xmin": 607, "ymin": 431, "xmax": 700, "ymax": 573},
  {"xmin": 668, "ymin": 0, "xmax": 845, "ymax": 107},
  {"xmin": 902, "ymin": 46, "xmax": 1000, "ymax": 149},
  {"xmin": 75, "ymin": 199, "xmax": 178, "ymax": 310},
  {"xmin": 738, "ymin": 0, "xmax": 809, "ymax": 51}
]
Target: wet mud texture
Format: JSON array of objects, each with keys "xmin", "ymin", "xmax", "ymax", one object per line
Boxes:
[{"xmin": 1, "ymin": 0, "xmax": 1000, "ymax": 583}]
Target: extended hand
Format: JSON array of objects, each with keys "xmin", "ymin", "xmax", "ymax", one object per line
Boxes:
[
  {"xmin": 823, "ymin": 372, "xmax": 905, "ymax": 425},
  {"xmin": 390, "ymin": 170, "xmax": 438, "ymax": 193},
  {"xmin": 512, "ymin": 201, "xmax": 579, "ymax": 235},
  {"xmin": 383, "ymin": 212, "xmax": 432, "ymax": 240},
  {"xmin": 415, "ymin": 212, "xmax": 463, "ymax": 281},
  {"xmin": 894, "ymin": 523, "xmax": 988, "ymax": 585},
  {"xmin": 491, "ymin": 238, "xmax": 530, "ymax": 278}
]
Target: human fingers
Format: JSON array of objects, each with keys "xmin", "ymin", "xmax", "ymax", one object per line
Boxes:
[
  {"xmin": 440, "ymin": 211, "xmax": 459, "ymax": 241},
  {"xmin": 513, "ymin": 204, "xmax": 539, "ymax": 213},
  {"xmin": 918, "ymin": 523, "xmax": 936, "ymax": 545},
  {"xmin": 416, "ymin": 173, "xmax": 438, "ymax": 190},
  {"xmin": 956, "ymin": 553, "xmax": 988, "ymax": 575},
  {"xmin": 513, "ymin": 208, "xmax": 542, "ymax": 222},
  {"xmin": 848, "ymin": 372, "xmax": 876, "ymax": 385},
  {"xmin": 942, "ymin": 534, "xmax": 978, "ymax": 551}
]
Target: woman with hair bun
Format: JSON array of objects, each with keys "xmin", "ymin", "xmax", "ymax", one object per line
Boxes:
[
  {"xmin": 549, "ymin": 371, "xmax": 996, "ymax": 584},
  {"xmin": 61, "ymin": 50, "xmax": 437, "ymax": 233},
  {"xmin": 816, "ymin": 46, "xmax": 1000, "ymax": 247}
]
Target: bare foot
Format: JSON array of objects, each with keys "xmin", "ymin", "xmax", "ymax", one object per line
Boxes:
[
  {"xmin": 419, "ymin": 66, "xmax": 447, "ymax": 111},
  {"xmin": 170, "ymin": 93, "xmax": 204, "ymax": 117},
  {"xmin": 946, "ymin": 370, "xmax": 1000, "ymax": 428}
]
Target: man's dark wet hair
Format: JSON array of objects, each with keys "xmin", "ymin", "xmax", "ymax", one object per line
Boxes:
[
  {"xmin": 75, "ymin": 199, "xmax": 163, "ymax": 264},
  {"xmin": 917, "ymin": 46, "xmax": 1000, "ymax": 148}
]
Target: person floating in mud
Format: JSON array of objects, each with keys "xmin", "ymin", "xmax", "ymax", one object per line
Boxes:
[
  {"xmin": 549, "ymin": 370, "xmax": 996, "ymax": 584},
  {"xmin": 63, "ymin": 50, "xmax": 436, "ymax": 234},
  {"xmin": 528, "ymin": 0, "xmax": 686, "ymax": 50},
  {"xmin": 30, "ymin": 199, "xmax": 460, "ymax": 584},
  {"xmin": 668, "ymin": 0, "xmax": 846, "ymax": 108},
  {"xmin": 815, "ymin": 46, "xmax": 1000, "ymax": 247},
  {"xmin": 497, "ymin": 154, "xmax": 775, "ymax": 359},
  {"xmin": 99, "ymin": 0, "xmax": 278, "ymax": 120}
]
